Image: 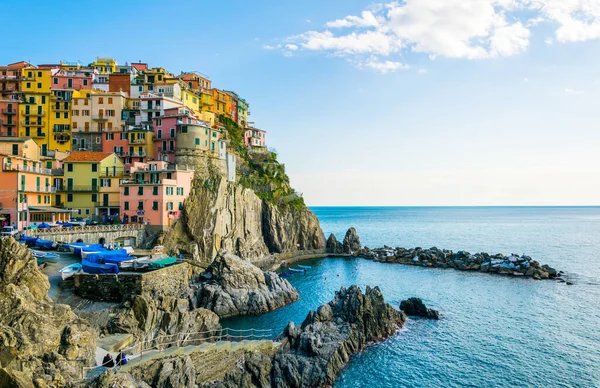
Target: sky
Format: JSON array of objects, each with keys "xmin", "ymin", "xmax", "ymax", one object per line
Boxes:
[{"xmin": 2, "ymin": 0, "xmax": 600, "ymax": 206}]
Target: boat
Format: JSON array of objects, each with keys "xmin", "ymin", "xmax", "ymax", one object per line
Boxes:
[
  {"xmin": 59, "ymin": 263, "xmax": 83, "ymax": 280},
  {"xmin": 120, "ymin": 256, "xmax": 149, "ymax": 269},
  {"xmin": 69, "ymin": 243, "xmax": 103, "ymax": 257},
  {"xmin": 31, "ymin": 250, "xmax": 59, "ymax": 263},
  {"xmin": 81, "ymin": 259, "xmax": 119, "ymax": 274},
  {"xmin": 289, "ymin": 268, "xmax": 306, "ymax": 273},
  {"xmin": 35, "ymin": 239, "xmax": 56, "ymax": 249},
  {"xmin": 148, "ymin": 256, "xmax": 177, "ymax": 269},
  {"xmin": 297, "ymin": 265, "xmax": 312, "ymax": 269},
  {"xmin": 20, "ymin": 235, "xmax": 38, "ymax": 247},
  {"xmin": 85, "ymin": 249, "xmax": 129, "ymax": 263},
  {"xmin": 81, "ymin": 249, "xmax": 104, "ymax": 259}
]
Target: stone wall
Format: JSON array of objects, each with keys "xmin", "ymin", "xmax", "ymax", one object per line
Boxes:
[
  {"xmin": 73, "ymin": 263, "xmax": 190, "ymax": 302},
  {"xmin": 24, "ymin": 224, "xmax": 150, "ymax": 248}
]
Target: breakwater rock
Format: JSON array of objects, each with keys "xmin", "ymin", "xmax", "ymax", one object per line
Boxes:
[
  {"xmin": 271, "ymin": 285, "xmax": 405, "ymax": 387},
  {"xmin": 0, "ymin": 237, "xmax": 97, "ymax": 386},
  {"xmin": 362, "ymin": 246, "xmax": 559, "ymax": 279},
  {"xmin": 190, "ymin": 251, "xmax": 299, "ymax": 318},
  {"xmin": 89, "ymin": 285, "xmax": 403, "ymax": 387},
  {"xmin": 400, "ymin": 297, "xmax": 440, "ymax": 320}
]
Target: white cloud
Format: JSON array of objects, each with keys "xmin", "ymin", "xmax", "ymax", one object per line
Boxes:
[
  {"xmin": 306, "ymin": 19, "xmax": 312, "ymax": 23},
  {"xmin": 523, "ymin": 77, "xmax": 529, "ymax": 82},
  {"xmin": 267, "ymin": 0, "xmax": 600, "ymax": 72},
  {"xmin": 285, "ymin": 44, "xmax": 299, "ymax": 51},
  {"xmin": 565, "ymin": 88, "xmax": 585, "ymax": 94},
  {"xmin": 263, "ymin": 44, "xmax": 282, "ymax": 50},
  {"xmin": 326, "ymin": 11, "xmax": 380, "ymax": 29},
  {"xmin": 418, "ymin": 68, "xmax": 427, "ymax": 74},
  {"xmin": 362, "ymin": 59, "xmax": 409, "ymax": 73}
]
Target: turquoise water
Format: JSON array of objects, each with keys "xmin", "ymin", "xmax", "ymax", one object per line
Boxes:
[{"xmin": 225, "ymin": 207, "xmax": 600, "ymax": 387}]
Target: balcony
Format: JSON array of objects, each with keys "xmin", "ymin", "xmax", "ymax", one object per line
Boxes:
[
  {"xmin": 53, "ymin": 125, "xmax": 71, "ymax": 132},
  {"xmin": 158, "ymin": 147, "xmax": 176, "ymax": 153},
  {"xmin": 1, "ymin": 122, "xmax": 16, "ymax": 127},
  {"xmin": 20, "ymin": 186, "xmax": 57, "ymax": 193},
  {"xmin": 130, "ymin": 138, "xmax": 147, "ymax": 144},
  {"xmin": 23, "ymin": 110, "xmax": 45, "ymax": 116},
  {"xmin": 4, "ymin": 163, "xmax": 52, "ymax": 175},
  {"xmin": 99, "ymin": 170, "xmax": 125, "ymax": 178},
  {"xmin": 55, "ymin": 133, "xmax": 71, "ymax": 143},
  {"xmin": 32, "ymin": 132, "xmax": 46, "ymax": 138},
  {"xmin": 65, "ymin": 185, "xmax": 99, "ymax": 192},
  {"xmin": 95, "ymin": 201, "xmax": 121, "ymax": 208},
  {"xmin": 21, "ymin": 120, "xmax": 46, "ymax": 127},
  {"xmin": 130, "ymin": 151, "xmax": 146, "ymax": 157},
  {"xmin": 51, "ymin": 168, "xmax": 64, "ymax": 176},
  {"xmin": 0, "ymin": 75, "xmax": 20, "ymax": 81},
  {"xmin": 92, "ymin": 115, "xmax": 108, "ymax": 121},
  {"xmin": 1, "ymin": 109, "xmax": 16, "ymax": 115}
]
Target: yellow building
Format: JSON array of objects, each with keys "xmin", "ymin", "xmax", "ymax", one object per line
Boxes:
[
  {"xmin": 211, "ymin": 89, "xmax": 229, "ymax": 116},
  {"xmin": 63, "ymin": 151, "xmax": 124, "ymax": 218},
  {"xmin": 90, "ymin": 57, "xmax": 117, "ymax": 74},
  {"xmin": 49, "ymin": 94, "xmax": 71, "ymax": 153},
  {"xmin": 200, "ymin": 87, "xmax": 214, "ymax": 112},
  {"xmin": 181, "ymin": 88, "xmax": 200, "ymax": 113},
  {"xmin": 20, "ymin": 68, "xmax": 52, "ymax": 155}
]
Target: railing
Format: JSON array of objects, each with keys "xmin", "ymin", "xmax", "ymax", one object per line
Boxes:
[
  {"xmin": 20, "ymin": 186, "xmax": 57, "ymax": 193},
  {"xmin": 65, "ymin": 185, "xmax": 99, "ymax": 192},
  {"xmin": 0, "ymin": 75, "xmax": 20, "ymax": 80},
  {"xmin": 51, "ymin": 168, "xmax": 64, "ymax": 176},
  {"xmin": 20, "ymin": 120, "xmax": 46, "ymax": 127},
  {"xmin": 4, "ymin": 163, "xmax": 52, "ymax": 175},
  {"xmin": 53, "ymin": 126, "xmax": 71, "ymax": 132},
  {"xmin": 23, "ymin": 110, "xmax": 45, "ymax": 116},
  {"xmin": 99, "ymin": 171, "xmax": 125, "ymax": 177},
  {"xmin": 32, "ymin": 132, "xmax": 46, "ymax": 138},
  {"xmin": 130, "ymin": 152, "xmax": 146, "ymax": 157},
  {"xmin": 1, "ymin": 109, "xmax": 16, "ymax": 115},
  {"xmin": 1, "ymin": 122, "xmax": 16, "ymax": 127},
  {"xmin": 130, "ymin": 138, "xmax": 147, "ymax": 144},
  {"xmin": 157, "ymin": 147, "xmax": 175, "ymax": 153},
  {"xmin": 92, "ymin": 115, "xmax": 108, "ymax": 121},
  {"xmin": 95, "ymin": 201, "xmax": 121, "ymax": 207},
  {"xmin": 24, "ymin": 223, "xmax": 145, "ymax": 236}
]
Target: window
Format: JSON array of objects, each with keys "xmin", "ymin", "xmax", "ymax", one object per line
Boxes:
[
  {"xmin": 55, "ymin": 112, "xmax": 60, "ymax": 119},
  {"xmin": 74, "ymin": 99, "xmax": 79, "ymax": 106},
  {"xmin": 53, "ymin": 78, "xmax": 58, "ymax": 85},
  {"xmin": 124, "ymin": 201, "xmax": 129, "ymax": 210},
  {"xmin": 166, "ymin": 187, "xmax": 173, "ymax": 195},
  {"xmin": 11, "ymin": 144, "xmax": 18, "ymax": 155},
  {"xmin": 83, "ymin": 79, "xmax": 88, "ymax": 86},
  {"xmin": 95, "ymin": 137, "xmax": 101, "ymax": 144},
  {"xmin": 64, "ymin": 112, "xmax": 68, "ymax": 119},
  {"xmin": 177, "ymin": 187, "xmax": 184, "ymax": 195},
  {"xmin": 67, "ymin": 193, "xmax": 73, "ymax": 202},
  {"xmin": 152, "ymin": 201, "xmax": 158, "ymax": 211},
  {"xmin": 108, "ymin": 97, "xmax": 113, "ymax": 104},
  {"xmin": 37, "ymin": 71, "xmax": 42, "ymax": 77},
  {"xmin": 38, "ymin": 195, "xmax": 41, "ymax": 204},
  {"xmin": 106, "ymin": 133, "xmax": 114, "ymax": 140},
  {"xmin": 37, "ymin": 83, "xmax": 42, "ymax": 89},
  {"xmin": 124, "ymin": 187, "xmax": 129, "ymax": 196},
  {"xmin": 67, "ymin": 163, "xmax": 73, "ymax": 172},
  {"xmin": 138, "ymin": 201, "xmax": 144, "ymax": 210},
  {"xmin": 101, "ymin": 179, "xmax": 111, "ymax": 188},
  {"xmin": 98, "ymin": 97, "xmax": 104, "ymax": 104},
  {"xmin": 91, "ymin": 194, "xmax": 97, "ymax": 202},
  {"xmin": 26, "ymin": 82, "xmax": 31, "ymax": 88},
  {"xmin": 195, "ymin": 138, "xmax": 200, "ymax": 146},
  {"xmin": 166, "ymin": 202, "xmax": 173, "ymax": 211},
  {"xmin": 156, "ymin": 119, "xmax": 161, "ymax": 126},
  {"xmin": 153, "ymin": 186, "xmax": 158, "ymax": 195},
  {"xmin": 137, "ymin": 187, "xmax": 143, "ymax": 195},
  {"xmin": 157, "ymin": 129, "xmax": 162, "ymax": 139},
  {"xmin": 85, "ymin": 209, "xmax": 90, "ymax": 215},
  {"xmin": 91, "ymin": 164, "xmax": 98, "ymax": 172}
]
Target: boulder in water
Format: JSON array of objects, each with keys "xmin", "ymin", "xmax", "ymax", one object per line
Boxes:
[
  {"xmin": 326, "ymin": 233, "xmax": 343, "ymax": 254},
  {"xmin": 342, "ymin": 227, "xmax": 361, "ymax": 255},
  {"xmin": 400, "ymin": 297, "xmax": 440, "ymax": 320}
]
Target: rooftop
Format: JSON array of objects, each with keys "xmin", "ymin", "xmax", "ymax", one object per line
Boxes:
[{"xmin": 63, "ymin": 151, "xmax": 114, "ymax": 162}]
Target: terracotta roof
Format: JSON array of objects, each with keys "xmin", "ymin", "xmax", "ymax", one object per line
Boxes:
[{"xmin": 64, "ymin": 151, "xmax": 114, "ymax": 162}]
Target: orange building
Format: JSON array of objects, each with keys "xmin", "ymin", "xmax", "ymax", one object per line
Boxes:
[{"xmin": 0, "ymin": 138, "xmax": 70, "ymax": 230}]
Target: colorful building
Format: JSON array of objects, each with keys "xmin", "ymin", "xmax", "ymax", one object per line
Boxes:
[
  {"xmin": 90, "ymin": 57, "xmax": 117, "ymax": 75},
  {"xmin": 20, "ymin": 68, "xmax": 52, "ymax": 155},
  {"xmin": 244, "ymin": 127, "xmax": 267, "ymax": 150},
  {"xmin": 0, "ymin": 99, "xmax": 19, "ymax": 137},
  {"xmin": 63, "ymin": 151, "xmax": 124, "ymax": 218},
  {"xmin": 120, "ymin": 160, "xmax": 194, "ymax": 229},
  {"xmin": 0, "ymin": 138, "xmax": 70, "ymax": 230}
]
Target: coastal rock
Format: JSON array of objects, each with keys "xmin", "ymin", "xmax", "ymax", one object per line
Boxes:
[
  {"xmin": 163, "ymin": 174, "xmax": 325, "ymax": 264},
  {"xmin": 400, "ymin": 297, "xmax": 440, "ymax": 320},
  {"xmin": 0, "ymin": 237, "xmax": 97, "ymax": 385},
  {"xmin": 342, "ymin": 228, "xmax": 361, "ymax": 255},
  {"xmin": 271, "ymin": 285, "xmax": 405, "ymax": 387},
  {"xmin": 107, "ymin": 295, "xmax": 221, "ymax": 348},
  {"xmin": 326, "ymin": 234, "xmax": 343, "ymax": 254},
  {"xmin": 191, "ymin": 251, "xmax": 299, "ymax": 318}
]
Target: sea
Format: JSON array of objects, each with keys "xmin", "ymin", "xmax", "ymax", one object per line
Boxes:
[{"xmin": 224, "ymin": 207, "xmax": 600, "ymax": 387}]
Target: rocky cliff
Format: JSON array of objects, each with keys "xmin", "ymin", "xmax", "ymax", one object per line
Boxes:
[
  {"xmin": 88, "ymin": 285, "xmax": 403, "ymax": 388},
  {"xmin": 163, "ymin": 173, "xmax": 325, "ymax": 264},
  {"xmin": 0, "ymin": 237, "xmax": 97, "ymax": 387},
  {"xmin": 271, "ymin": 285, "xmax": 405, "ymax": 387},
  {"xmin": 190, "ymin": 251, "xmax": 299, "ymax": 318}
]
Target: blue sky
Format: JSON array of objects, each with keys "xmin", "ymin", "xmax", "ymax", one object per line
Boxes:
[{"xmin": 3, "ymin": 0, "xmax": 600, "ymax": 205}]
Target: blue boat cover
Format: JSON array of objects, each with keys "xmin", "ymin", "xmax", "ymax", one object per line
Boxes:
[
  {"xmin": 38, "ymin": 223, "xmax": 51, "ymax": 229},
  {"xmin": 82, "ymin": 259, "xmax": 119, "ymax": 274},
  {"xmin": 35, "ymin": 239, "xmax": 54, "ymax": 249}
]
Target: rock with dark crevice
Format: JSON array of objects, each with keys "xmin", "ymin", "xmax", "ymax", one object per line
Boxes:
[
  {"xmin": 190, "ymin": 251, "xmax": 299, "ymax": 318},
  {"xmin": 326, "ymin": 233, "xmax": 343, "ymax": 254},
  {"xmin": 342, "ymin": 228, "xmax": 361, "ymax": 255}
]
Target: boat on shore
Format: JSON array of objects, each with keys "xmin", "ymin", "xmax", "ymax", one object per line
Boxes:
[
  {"xmin": 31, "ymin": 250, "xmax": 59, "ymax": 263},
  {"xmin": 35, "ymin": 239, "xmax": 56, "ymax": 250},
  {"xmin": 81, "ymin": 259, "xmax": 119, "ymax": 274},
  {"xmin": 59, "ymin": 263, "xmax": 83, "ymax": 280},
  {"xmin": 289, "ymin": 268, "xmax": 306, "ymax": 273}
]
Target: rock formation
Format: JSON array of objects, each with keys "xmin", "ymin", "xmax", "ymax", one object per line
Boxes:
[
  {"xmin": 87, "ymin": 285, "xmax": 404, "ymax": 388},
  {"xmin": 271, "ymin": 285, "xmax": 405, "ymax": 387},
  {"xmin": 342, "ymin": 227, "xmax": 361, "ymax": 255},
  {"xmin": 360, "ymin": 246, "xmax": 560, "ymax": 279},
  {"xmin": 190, "ymin": 251, "xmax": 299, "ymax": 318},
  {"xmin": 107, "ymin": 295, "xmax": 221, "ymax": 349},
  {"xmin": 400, "ymin": 297, "xmax": 440, "ymax": 320},
  {"xmin": 326, "ymin": 234, "xmax": 343, "ymax": 254},
  {"xmin": 163, "ymin": 175, "xmax": 325, "ymax": 264},
  {"xmin": 0, "ymin": 237, "xmax": 97, "ymax": 386}
]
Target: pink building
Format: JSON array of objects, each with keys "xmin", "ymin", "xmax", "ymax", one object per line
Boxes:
[
  {"xmin": 152, "ymin": 107, "xmax": 203, "ymax": 163},
  {"xmin": 119, "ymin": 160, "xmax": 194, "ymax": 229},
  {"xmin": 51, "ymin": 69, "xmax": 93, "ymax": 91},
  {"xmin": 244, "ymin": 127, "xmax": 267, "ymax": 150}
]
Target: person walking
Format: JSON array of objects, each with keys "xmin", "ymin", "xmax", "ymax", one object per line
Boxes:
[
  {"xmin": 102, "ymin": 353, "xmax": 115, "ymax": 368},
  {"xmin": 116, "ymin": 351, "xmax": 128, "ymax": 366}
]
